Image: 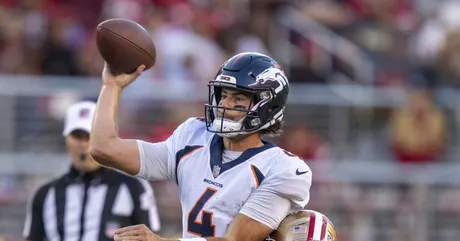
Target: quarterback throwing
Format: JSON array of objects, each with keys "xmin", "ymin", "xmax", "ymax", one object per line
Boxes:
[{"xmin": 89, "ymin": 52, "xmax": 312, "ymax": 241}]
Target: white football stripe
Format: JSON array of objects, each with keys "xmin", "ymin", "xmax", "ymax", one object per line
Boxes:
[{"xmin": 312, "ymin": 211, "xmax": 324, "ymax": 240}]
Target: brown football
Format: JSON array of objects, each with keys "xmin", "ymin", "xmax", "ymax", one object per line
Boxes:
[{"xmin": 96, "ymin": 18, "xmax": 156, "ymax": 74}]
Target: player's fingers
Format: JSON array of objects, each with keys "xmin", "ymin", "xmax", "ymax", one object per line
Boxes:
[
  {"xmin": 114, "ymin": 224, "xmax": 143, "ymax": 234},
  {"xmin": 135, "ymin": 65, "xmax": 146, "ymax": 75},
  {"xmin": 114, "ymin": 235, "xmax": 145, "ymax": 241},
  {"xmin": 119, "ymin": 236, "xmax": 149, "ymax": 240},
  {"xmin": 114, "ymin": 230, "xmax": 144, "ymax": 237},
  {"xmin": 113, "ymin": 236, "xmax": 140, "ymax": 240}
]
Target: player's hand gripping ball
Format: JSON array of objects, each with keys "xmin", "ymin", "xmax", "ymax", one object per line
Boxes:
[{"xmin": 96, "ymin": 18, "xmax": 156, "ymax": 75}]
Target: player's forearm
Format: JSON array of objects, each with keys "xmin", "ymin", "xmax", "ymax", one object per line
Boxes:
[{"xmin": 89, "ymin": 84, "xmax": 122, "ymax": 162}]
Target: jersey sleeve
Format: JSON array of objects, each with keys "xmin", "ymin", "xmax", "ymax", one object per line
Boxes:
[
  {"xmin": 239, "ymin": 156, "xmax": 312, "ymax": 229},
  {"xmin": 135, "ymin": 118, "xmax": 198, "ymax": 181}
]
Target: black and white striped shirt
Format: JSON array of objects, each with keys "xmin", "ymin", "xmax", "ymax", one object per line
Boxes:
[{"xmin": 23, "ymin": 166, "xmax": 161, "ymax": 241}]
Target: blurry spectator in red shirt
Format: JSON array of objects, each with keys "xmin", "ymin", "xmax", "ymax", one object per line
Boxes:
[{"xmin": 280, "ymin": 125, "xmax": 329, "ymax": 161}]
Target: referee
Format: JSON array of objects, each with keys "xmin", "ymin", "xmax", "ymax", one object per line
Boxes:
[{"xmin": 22, "ymin": 101, "xmax": 161, "ymax": 241}]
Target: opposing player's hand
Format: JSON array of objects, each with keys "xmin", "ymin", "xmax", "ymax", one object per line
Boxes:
[
  {"xmin": 114, "ymin": 224, "xmax": 161, "ymax": 241},
  {"xmin": 102, "ymin": 63, "xmax": 145, "ymax": 89}
]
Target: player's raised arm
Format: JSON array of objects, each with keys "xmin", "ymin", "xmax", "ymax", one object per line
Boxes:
[
  {"xmin": 89, "ymin": 64, "xmax": 146, "ymax": 175},
  {"xmin": 90, "ymin": 64, "xmax": 188, "ymax": 181},
  {"xmin": 90, "ymin": 18, "xmax": 162, "ymax": 176}
]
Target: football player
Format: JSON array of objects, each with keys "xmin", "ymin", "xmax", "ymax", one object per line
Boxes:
[
  {"xmin": 89, "ymin": 52, "xmax": 312, "ymax": 241},
  {"xmin": 267, "ymin": 210, "xmax": 337, "ymax": 241}
]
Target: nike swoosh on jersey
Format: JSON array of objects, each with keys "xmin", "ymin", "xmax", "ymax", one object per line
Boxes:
[{"xmin": 296, "ymin": 169, "xmax": 309, "ymax": 175}]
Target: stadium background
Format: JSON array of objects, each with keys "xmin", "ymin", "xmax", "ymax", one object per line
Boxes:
[{"xmin": 1, "ymin": 0, "xmax": 460, "ymax": 240}]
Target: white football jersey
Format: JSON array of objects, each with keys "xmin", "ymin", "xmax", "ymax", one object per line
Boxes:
[{"xmin": 136, "ymin": 118, "xmax": 312, "ymax": 238}]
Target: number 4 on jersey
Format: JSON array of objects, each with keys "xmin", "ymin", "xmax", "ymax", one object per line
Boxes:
[{"xmin": 187, "ymin": 188, "xmax": 217, "ymax": 237}]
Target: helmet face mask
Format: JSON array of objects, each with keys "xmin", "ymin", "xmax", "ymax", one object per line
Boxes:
[
  {"xmin": 205, "ymin": 84, "xmax": 275, "ymax": 138},
  {"xmin": 204, "ymin": 52, "xmax": 289, "ymax": 138}
]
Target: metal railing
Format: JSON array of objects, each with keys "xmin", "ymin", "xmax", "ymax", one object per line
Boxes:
[{"xmin": 269, "ymin": 6, "xmax": 375, "ymax": 84}]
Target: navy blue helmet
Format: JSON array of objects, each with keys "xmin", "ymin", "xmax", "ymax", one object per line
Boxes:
[{"xmin": 205, "ymin": 52, "xmax": 289, "ymax": 137}]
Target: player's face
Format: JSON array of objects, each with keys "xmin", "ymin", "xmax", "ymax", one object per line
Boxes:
[
  {"xmin": 217, "ymin": 88, "xmax": 253, "ymax": 121},
  {"xmin": 65, "ymin": 130, "xmax": 100, "ymax": 172}
]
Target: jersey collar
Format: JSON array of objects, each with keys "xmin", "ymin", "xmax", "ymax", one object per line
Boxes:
[{"xmin": 209, "ymin": 134, "xmax": 275, "ymax": 177}]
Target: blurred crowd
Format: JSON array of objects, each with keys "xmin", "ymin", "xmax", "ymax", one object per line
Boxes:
[
  {"xmin": 1, "ymin": 0, "xmax": 460, "ymax": 86},
  {"xmin": 1, "ymin": 1, "xmax": 460, "ymax": 241},
  {"xmin": 0, "ymin": 0, "xmax": 272, "ymax": 79},
  {"xmin": 6, "ymin": 0, "xmax": 459, "ymax": 164},
  {"xmin": 1, "ymin": 0, "xmax": 459, "ymax": 164}
]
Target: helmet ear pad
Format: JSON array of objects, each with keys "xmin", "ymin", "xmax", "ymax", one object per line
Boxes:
[{"xmin": 242, "ymin": 89, "xmax": 280, "ymax": 130}]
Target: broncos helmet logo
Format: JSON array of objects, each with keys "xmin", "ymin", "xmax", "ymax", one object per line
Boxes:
[{"xmin": 249, "ymin": 67, "xmax": 288, "ymax": 94}]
